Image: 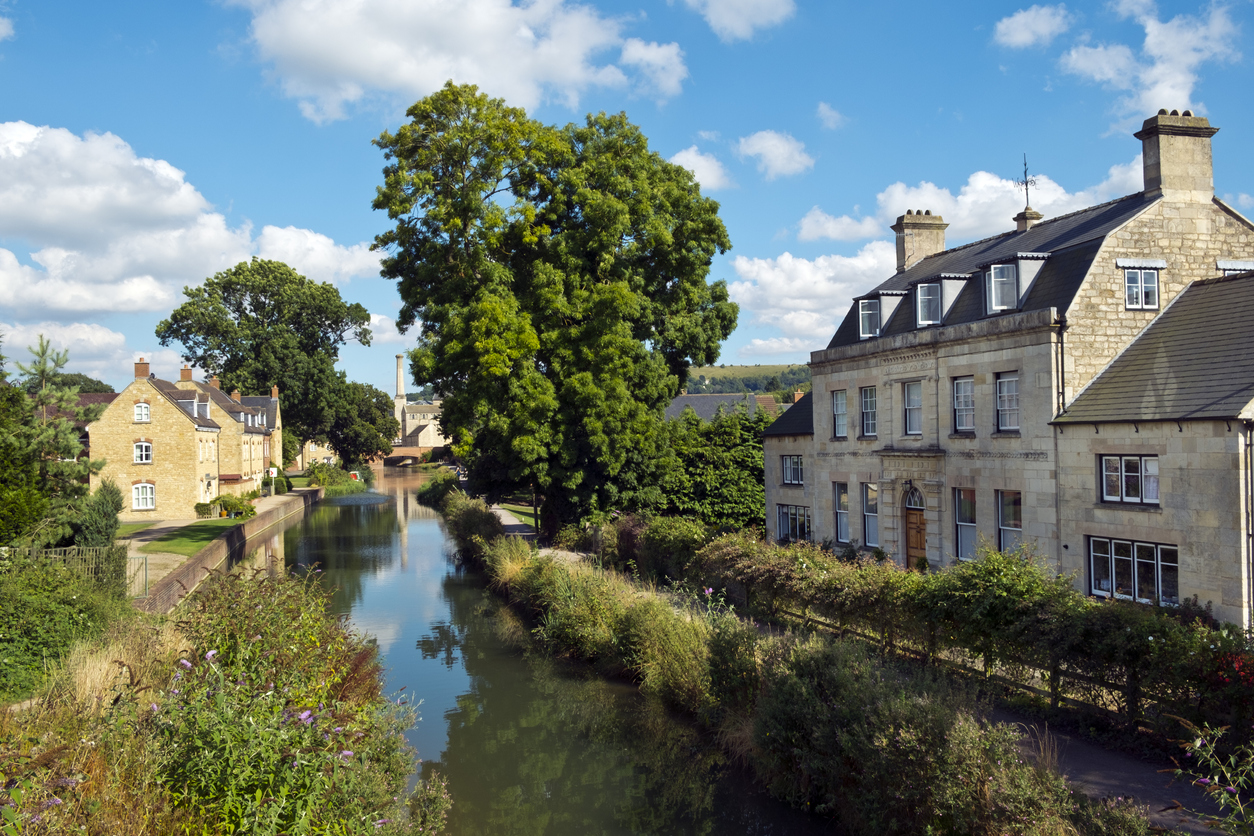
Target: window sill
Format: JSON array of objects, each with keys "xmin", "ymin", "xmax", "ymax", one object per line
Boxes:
[
  {"xmin": 949, "ymin": 432, "xmax": 977, "ymax": 439},
  {"xmin": 1096, "ymin": 501, "xmax": 1163, "ymax": 513},
  {"xmin": 780, "ymin": 482, "xmax": 805, "ymax": 488},
  {"xmin": 857, "ymin": 434, "xmax": 878, "ymax": 441},
  {"xmin": 831, "ymin": 435, "xmax": 848, "ymax": 441},
  {"xmin": 133, "ymin": 462, "xmax": 152, "ymax": 466},
  {"xmin": 990, "ymin": 430, "xmax": 1021, "ymax": 438}
]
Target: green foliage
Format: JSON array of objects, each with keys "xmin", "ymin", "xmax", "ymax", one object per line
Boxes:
[
  {"xmin": 194, "ymin": 502, "xmax": 213, "ymax": 519},
  {"xmin": 155, "ymin": 258, "xmax": 372, "ymax": 443},
  {"xmin": 211, "ymin": 493, "xmax": 257, "ymax": 519},
  {"xmin": 281, "ymin": 430, "xmax": 300, "ymax": 469},
  {"xmin": 662, "ymin": 405, "xmax": 772, "ymax": 528},
  {"xmin": 0, "ymin": 555, "xmax": 130, "ymax": 701},
  {"xmin": 0, "ymin": 381, "xmax": 45, "ymax": 545},
  {"xmin": 1173, "ymin": 719, "xmax": 1254, "ymax": 834},
  {"xmin": 73, "ymin": 479, "xmax": 123, "ymax": 548},
  {"xmin": 415, "ymin": 470, "xmax": 459, "ymax": 507},
  {"xmin": 373, "ymin": 82, "xmax": 737, "ymax": 525},
  {"xmin": 685, "ymin": 364, "xmax": 811, "ymax": 395},
  {"xmin": 636, "ymin": 515, "xmax": 710, "ymax": 581},
  {"xmin": 325, "ymin": 382, "xmax": 399, "ymax": 470},
  {"xmin": 19, "ymin": 371, "xmax": 113, "ymax": 395},
  {"xmin": 440, "ymin": 493, "xmax": 504, "ymax": 562}
]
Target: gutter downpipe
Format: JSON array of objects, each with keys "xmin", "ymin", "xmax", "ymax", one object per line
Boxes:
[
  {"xmin": 1051, "ymin": 313, "xmax": 1068, "ymax": 572},
  {"xmin": 1245, "ymin": 421, "xmax": 1254, "ymax": 631}
]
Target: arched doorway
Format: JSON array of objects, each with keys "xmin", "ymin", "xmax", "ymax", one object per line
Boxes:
[{"xmin": 903, "ymin": 486, "xmax": 926, "ymax": 569}]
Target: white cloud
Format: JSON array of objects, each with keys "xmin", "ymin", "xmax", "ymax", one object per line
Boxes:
[
  {"xmin": 669, "ymin": 146, "xmax": 734, "ymax": 191},
  {"xmin": 798, "ymin": 208, "xmax": 880, "ymax": 242},
  {"xmin": 682, "ymin": 0, "xmax": 795, "ymax": 42},
  {"xmin": 798, "ymin": 156, "xmax": 1143, "ymax": 243},
  {"xmin": 0, "ymin": 121, "xmax": 377, "ymax": 316},
  {"xmin": 697, "ymin": 130, "xmax": 720, "ymax": 141},
  {"xmin": 1060, "ymin": 2, "xmax": 1239, "ymax": 122},
  {"xmin": 1237, "ymin": 193, "xmax": 1254, "ymax": 210},
  {"xmin": 368, "ymin": 313, "xmax": 414, "ymax": 345},
  {"xmin": 738, "ymin": 336, "xmax": 817, "ymax": 358},
  {"xmin": 816, "ymin": 102, "xmax": 845, "ymax": 130},
  {"xmin": 0, "ymin": 321, "xmax": 185, "ymax": 385},
  {"xmin": 228, "ymin": 0, "xmax": 686, "ymax": 122},
  {"xmin": 737, "ymin": 130, "xmax": 814, "ymax": 180},
  {"xmin": 0, "ymin": 17, "xmax": 14, "ymax": 42},
  {"xmin": 728, "ymin": 242, "xmax": 897, "ymax": 342},
  {"xmin": 994, "ymin": 5, "xmax": 1072, "ymax": 48},
  {"xmin": 620, "ymin": 39, "xmax": 688, "ymax": 98}
]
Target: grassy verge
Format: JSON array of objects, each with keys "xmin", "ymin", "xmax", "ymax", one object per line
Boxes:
[
  {"xmin": 289, "ymin": 475, "xmax": 311, "ymax": 488},
  {"xmin": 323, "ymin": 480, "xmax": 368, "ymax": 498},
  {"xmin": 438, "ymin": 493, "xmax": 1153, "ymax": 835},
  {"xmin": 139, "ymin": 518, "xmax": 241, "ymax": 557},
  {"xmin": 0, "ymin": 570, "xmax": 451, "ymax": 834},
  {"xmin": 115, "ymin": 522, "xmax": 155, "ymax": 540},
  {"xmin": 498, "ymin": 503, "xmax": 538, "ymax": 530}
]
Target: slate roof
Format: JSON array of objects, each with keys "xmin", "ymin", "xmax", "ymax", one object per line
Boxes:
[
  {"xmin": 240, "ymin": 395, "xmax": 279, "ymax": 428},
  {"xmin": 1055, "ymin": 271, "xmax": 1254, "ymax": 423},
  {"xmin": 148, "ymin": 379, "xmax": 220, "ymax": 429},
  {"xmin": 666, "ymin": 393, "xmax": 762, "ymax": 421},
  {"xmin": 828, "ymin": 193, "xmax": 1154, "ymax": 349},
  {"xmin": 181, "ymin": 381, "xmax": 269, "ymax": 433},
  {"xmin": 763, "ymin": 391, "xmax": 814, "ymax": 437}
]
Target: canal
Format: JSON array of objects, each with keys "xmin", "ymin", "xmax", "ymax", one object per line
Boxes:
[{"xmin": 275, "ymin": 468, "xmax": 830, "ymax": 835}]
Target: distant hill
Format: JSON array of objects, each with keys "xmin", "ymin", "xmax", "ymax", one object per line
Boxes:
[{"xmin": 686, "ymin": 364, "xmax": 810, "ymax": 395}]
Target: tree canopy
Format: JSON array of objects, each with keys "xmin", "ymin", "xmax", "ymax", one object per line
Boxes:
[
  {"xmin": 324, "ymin": 379, "xmax": 399, "ymax": 470},
  {"xmin": 155, "ymin": 259, "xmax": 372, "ymax": 442},
  {"xmin": 373, "ymin": 82, "xmax": 737, "ymax": 525},
  {"xmin": 21, "ymin": 372, "xmax": 113, "ymax": 395}
]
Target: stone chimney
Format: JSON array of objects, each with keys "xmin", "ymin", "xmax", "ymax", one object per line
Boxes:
[
  {"xmin": 180, "ymin": 364, "xmax": 193, "ymax": 382},
  {"xmin": 1014, "ymin": 206, "xmax": 1043, "ymax": 232},
  {"xmin": 271, "ymin": 384, "xmax": 279, "ymax": 399},
  {"xmin": 890, "ymin": 210, "xmax": 948, "ymax": 273},
  {"xmin": 230, "ymin": 389, "xmax": 241, "ymax": 403},
  {"xmin": 210, "ymin": 375, "xmax": 220, "ymax": 389},
  {"xmin": 134, "ymin": 357, "xmax": 150, "ymax": 379},
  {"xmin": 1135, "ymin": 109, "xmax": 1219, "ymax": 202}
]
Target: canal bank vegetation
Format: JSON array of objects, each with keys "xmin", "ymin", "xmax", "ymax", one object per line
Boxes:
[
  {"xmin": 437, "ymin": 492, "xmax": 1154, "ymax": 835},
  {"xmin": 1, "ymin": 569, "xmax": 450, "ymax": 835},
  {"xmin": 307, "ymin": 461, "xmax": 373, "ymax": 498}
]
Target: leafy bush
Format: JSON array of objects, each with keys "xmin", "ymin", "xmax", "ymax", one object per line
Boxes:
[
  {"xmin": 415, "ymin": 470, "xmax": 459, "ymax": 507},
  {"xmin": 441, "ymin": 493, "xmax": 503, "ymax": 562},
  {"xmin": 193, "ymin": 502, "xmax": 213, "ymax": 519},
  {"xmin": 73, "ymin": 480, "xmax": 123, "ymax": 548},
  {"xmin": 639, "ymin": 516, "xmax": 710, "ymax": 581},
  {"xmin": 323, "ymin": 480, "xmax": 368, "ymax": 498},
  {"xmin": 210, "ymin": 493, "xmax": 257, "ymax": 519},
  {"xmin": 306, "ymin": 461, "xmax": 354, "ymax": 487}
]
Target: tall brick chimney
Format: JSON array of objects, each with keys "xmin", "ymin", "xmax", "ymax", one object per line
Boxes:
[
  {"xmin": 1135, "ymin": 109, "xmax": 1218, "ymax": 202},
  {"xmin": 134, "ymin": 357, "xmax": 149, "ymax": 379},
  {"xmin": 890, "ymin": 210, "xmax": 948, "ymax": 273},
  {"xmin": 180, "ymin": 364, "xmax": 193, "ymax": 382},
  {"xmin": 210, "ymin": 376, "xmax": 220, "ymax": 389},
  {"xmin": 271, "ymin": 384, "xmax": 279, "ymax": 399},
  {"xmin": 230, "ymin": 389, "xmax": 241, "ymax": 403}
]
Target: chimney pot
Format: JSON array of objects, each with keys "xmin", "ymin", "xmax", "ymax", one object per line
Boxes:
[
  {"xmin": 1014, "ymin": 206, "xmax": 1044, "ymax": 232},
  {"xmin": 1135, "ymin": 110, "xmax": 1219, "ymax": 201},
  {"xmin": 134, "ymin": 358, "xmax": 150, "ymax": 379}
]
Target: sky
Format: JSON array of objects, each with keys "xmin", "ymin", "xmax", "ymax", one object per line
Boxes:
[{"xmin": 0, "ymin": 0, "xmax": 1251, "ymax": 396}]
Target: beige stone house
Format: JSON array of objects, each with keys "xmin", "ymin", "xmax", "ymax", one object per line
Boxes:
[
  {"xmin": 763, "ymin": 110, "xmax": 1254, "ymax": 626},
  {"xmin": 87, "ymin": 359, "xmax": 223, "ymax": 521},
  {"xmin": 173, "ymin": 369, "xmax": 274, "ymax": 493}
]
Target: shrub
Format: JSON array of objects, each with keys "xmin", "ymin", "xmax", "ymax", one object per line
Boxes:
[
  {"xmin": 210, "ymin": 493, "xmax": 257, "ymax": 519},
  {"xmin": 442, "ymin": 493, "xmax": 503, "ymax": 562},
  {"xmin": 639, "ymin": 516, "xmax": 709, "ymax": 581},
  {"xmin": 619, "ymin": 597, "xmax": 713, "ymax": 715},
  {"xmin": 415, "ymin": 470, "xmax": 458, "ymax": 507},
  {"xmin": 323, "ymin": 480, "xmax": 368, "ymax": 498},
  {"xmin": 74, "ymin": 480, "xmax": 123, "ymax": 548},
  {"xmin": 193, "ymin": 502, "xmax": 213, "ymax": 519}
]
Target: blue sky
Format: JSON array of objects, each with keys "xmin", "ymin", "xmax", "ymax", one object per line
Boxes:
[{"xmin": 1, "ymin": 0, "xmax": 1251, "ymax": 397}]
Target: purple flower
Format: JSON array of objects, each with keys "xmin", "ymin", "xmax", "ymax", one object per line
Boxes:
[
  {"xmin": 299, "ymin": 710, "xmax": 313, "ymax": 724},
  {"xmin": 703, "ymin": 587, "xmax": 713, "ymax": 596},
  {"xmin": 170, "ymin": 689, "xmax": 180, "ymax": 695},
  {"xmin": 340, "ymin": 750, "xmax": 354, "ymax": 758},
  {"xmin": 204, "ymin": 650, "xmax": 218, "ymax": 661},
  {"xmin": 374, "ymin": 820, "xmax": 392, "ymax": 828},
  {"xmin": 179, "ymin": 659, "xmax": 192, "ymax": 669},
  {"xmin": 334, "ymin": 726, "xmax": 343, "ymax": 732},
  {"xmin": 150, "ymin": 703, "xmax": 159, "ymax": 712},
  {"xmin": 1197, "ymin": 778, "xmax": 1212, "ymax": 785},
  {"xmin": 1226, "ymin": 786, "xmax": 1238, "ymax": 794}
]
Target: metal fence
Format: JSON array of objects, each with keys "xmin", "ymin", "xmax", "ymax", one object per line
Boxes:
[{"xmin": 0, "ymin": 545, "xmax": 140, "ymax": 598}]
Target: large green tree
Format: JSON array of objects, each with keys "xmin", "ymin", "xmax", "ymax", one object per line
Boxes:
[
  {"xmin": 662, "ymin": 405, "xmax": 773, "ymax": 529},
  {"xmin": 21, "ymin": 371, "xmax": 113, "ymax": 395},
  {"xmin": 324, "ymin": 379, "xmax": 400, "ymax": 470},
  {"xmin": 373, "ymin": 82, "xmax": 737, "ymax": 526},
  {"xmin": 155, "ymin": 259, "xmax": 372, "ymax": 442}
]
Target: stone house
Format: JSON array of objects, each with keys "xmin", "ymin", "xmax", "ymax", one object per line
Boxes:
[
  {"xmin": 173, "ymin": 368, "xmax": 274, "ymax": 493},
  {"xmin": 87, "ymin": 359, "xmax": 223, "ymax": 521},
  {"xmin": 763, "ymin": 110, "xmax": 1254, "ymax": 626}
]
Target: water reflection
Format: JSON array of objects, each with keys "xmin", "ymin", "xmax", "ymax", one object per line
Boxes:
[{"xmin": 283, "ymin": 470, "xmax": 831, "ymax": 836}]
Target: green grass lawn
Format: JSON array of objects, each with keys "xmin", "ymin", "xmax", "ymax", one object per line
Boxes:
[
  {"xmin": 115, "ymin": 522, "xmax": 155, "ymax": 540},
  {"xmin": 289, "ymin": 476, "xmax": 311, "ymax": 488},
  {"xmin": 140, "ymin": 518, "xmax": 242, "ymax": 557},
  {"xmin": 499, "ymin": 503, "xmax": 538, "ymax": 531}
]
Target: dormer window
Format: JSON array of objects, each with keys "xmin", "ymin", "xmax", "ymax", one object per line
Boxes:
[
  {"xmin": 916, "ymin": 283, "xmax": 941, "ymax": 326},
  {"xmin": 859, "ymin": 299, "xmax": 880, "ymax": 339},
  {"xmin": 985, "ymin": 264, "xmax": 1018, "ymax": 313}
]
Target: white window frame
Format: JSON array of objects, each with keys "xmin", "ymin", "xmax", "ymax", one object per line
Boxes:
[
  {"xmin": 834, "ymin": 482, "xmax": 850, "ymax": 543},
  {"xmin": 903, "ymin": 381, "xmax": 922, "ymax": 435},
  {"xmin": 996, "ymin": 373, "xmax": 1019, "ymax": 431},
  {"xmin": 859, "ymin": 299, "xmax": 880, "ymax": 339},
  {"xmin": 132, "ymin": 483, "xmax": 155, "ymax": 510},
  {"xmin": 782, "ymin": 455, "xmax": 804, "ymax": 486},
  {"xmin": 832, "ymin": 390, "xmax": 848, "ymax": 438},
  {"xmin": 777, "ymin": 504, "xmax": 812, "ymax": 542},
  {"xmin": 862, "ymin": 483, "xmax": 879, "ymax": 547},
  {"xmin": 1089, "ymin": 537, "xmax": 1178, "ymax": 605},
  {"xmin": 985, "ymin": 264, "xmax": 1018, "ymax": 313},
  {"xmin": 1124, "ymin": 268, "xmax": 1159, "ymax": 310},
  {"xmin": 997, "ymin": 490, "xmax": 1021, "ymax": 551},
  {"xmin": 860, "ymin": 386, "xmax": 877, "ymax": 437},
  {"xmin": 1101, "ymin": 455, "xmax": 1159, "ymax": 505},
  {"xmin": 954, "ymin": 488, "xmax": 976, "ymax": 561},
  {"xmin": 134, "ymin": 402, "xmax": 150, "ymax": 422},
  {"xmin": 917, "ymin": 283, "xmax": 941, "ymax": 326},
  {"xmin": 133, "ymin": 442, "xmax": 153, "ymax": 464},
  {"xmin": 953, "ymin": 377, "xmax": 975, "ymax": 433}
]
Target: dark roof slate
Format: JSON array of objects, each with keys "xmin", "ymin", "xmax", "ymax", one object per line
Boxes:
[
  {"xmin": 828, "ymin": 193, "xmax": 1154, "ymax": 349},
  {"xmin": 1055, "ymin": 271, "xmax": 1254, "ymax": 423},
  {"xmin": 240, "ymin": 396, "xmax": 279, "ymax": 428},
  {"xmin": 666, "ymin": 393, "xmax": 761, "ymax": 421},
  {"xmin": 148, "ymin": 379, "xmax": 220, "ymax": 429},
  {"xmin": 763, "ymin": 391, "xmax": 814, "ymax": 437}
]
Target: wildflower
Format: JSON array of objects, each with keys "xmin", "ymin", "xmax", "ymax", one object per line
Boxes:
[
  {"xmin": 340, "ymin": 750, "xmax": 354, "ymax": 758},
  {"xmin": 150, "ymin": 703, "xmax": 159, "ymax": 712},
  {"xmin": 1197, "ymin": 778, "xmax": 1211, "ymax": 785},
  {"xmin": 179, "ymin": 659, "xmax": 192, "ymax": 669},
  {"xmin": 1227, "ymin": 787, "xmax": 1238, "ymax": 794},
  {"xmin": 299, "ymin": 710, "xmax": 313, "ymax": 724},
  {"xmin": 374, "ymin": 820, "xmax": 392, "ymax": 828},
  {"xmin": 704, "ymin": 587, "xmax": 713, "ymax": 596},
  {"xmin": 205, "ymin": 650, "xmax": 218, "ymax": 661}
]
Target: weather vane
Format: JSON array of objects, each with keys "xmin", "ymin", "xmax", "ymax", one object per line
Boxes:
[{"xmin": 1014, "ymin": 153, "xmax": 1037, "ymax": 207}]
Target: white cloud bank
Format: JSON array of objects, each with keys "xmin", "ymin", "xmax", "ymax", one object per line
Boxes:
[
  {"xmin": 681, "ymin": 0, "xmax": 795, "ymax": 42},
  {"xmin": 1060, "ymin": 0, "xmax": 1239, "ymax": 123},
  {"xmin": 994, "ymin": 4, "xmax": 1072, "ymax": 48},
  {"xmin": 0, "ymin": 320, "xmax": 186, "ymax": 385},
  {"xmin": 368, "ymin": 313, "xmax": 416, "ymax": 345},
  {"xmin": 0, "ymin": 121, "xmax": 380, "ymax": 317},
  {"xmin": 737, "ymin": 130, "xmax": 814, "ymax": 180},
  {"xmin": 669, "ymin": 146, "xmax": 734, "ymax": 191},
  {"xmin": 228, "ymin": 0, "xmax": 686, "ymax": 122}
]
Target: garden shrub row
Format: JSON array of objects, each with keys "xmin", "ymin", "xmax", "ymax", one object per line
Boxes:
[{"xmin": 438, "ymin": 493, "xmax": 1152, "ymax": 835}]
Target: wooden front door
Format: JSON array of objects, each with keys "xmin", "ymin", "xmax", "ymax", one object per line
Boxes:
[{"xmin": 905, "ymin": 508, "xmax": 926, "ymax": 567}]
